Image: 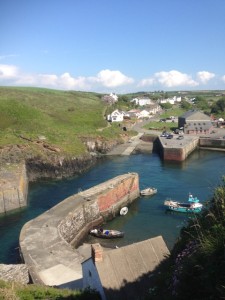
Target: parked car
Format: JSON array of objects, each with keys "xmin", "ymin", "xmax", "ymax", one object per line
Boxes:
[
  {"xmin": 161, "ymin": 132, "xmax": 169, "ymax": 137},
  {"xmin": 166, "ymin": 134, "xmax": 173, "ymax": 139},
  {"xmin": 177, "ymin": 135, "xmax": 184, "ymax": 140}
]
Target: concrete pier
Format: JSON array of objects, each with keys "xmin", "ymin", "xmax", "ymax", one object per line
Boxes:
[
  {"xmin": 19, "ymin": 173, "xmax": 139, "ymax": 289},
  {"xmin": 157, "ymin": 135, "xmax": 199, "ymax": 161}
]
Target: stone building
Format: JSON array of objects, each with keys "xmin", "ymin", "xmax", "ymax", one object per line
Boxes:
[{"xmin": 178, "ymin": 110, "xmax": 213, "ymax": 134}]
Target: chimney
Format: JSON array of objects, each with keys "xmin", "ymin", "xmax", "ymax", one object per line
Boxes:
[{"xmin": 91, "ymin": 243, "xmax": 103, "ymax": 263}]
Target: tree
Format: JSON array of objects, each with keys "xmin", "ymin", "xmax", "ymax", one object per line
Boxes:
[
  {"xmin": 211, "ymin": 97, "xmax": 225, "ymax": 114},
  {"xmin": 194, "ymin": 96, "xmax": 209, "ymax": 110},
  {"xmin": 180, "ymin": 99, "xmax": 191, "ymax": 110}
]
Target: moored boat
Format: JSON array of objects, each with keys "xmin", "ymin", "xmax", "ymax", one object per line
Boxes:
[
  {"xmin": 140, "ymin": 187, "xmax": 157, "ymax": 196},
  {"xmin": 164, "ymin": 194, "xmax": 203, "ymax": 213},
  {"xmin": 89, "ymin": 228, "xmax": 124, "ymax": 239}
]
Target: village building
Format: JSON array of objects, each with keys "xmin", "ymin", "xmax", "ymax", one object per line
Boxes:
[
  {"xmin": 127, "ymin": 109, "xmax": 141, "ymax": 119},
  {"xmin": 158, "ymin": 96, "xmax": 181, "ymax": 105},
  {"xmin": 178, "ymin": 110, "xmax": 213, "ymax": 134},
  {"xmin": 102, "ymin": 93, "xmax": 118, "ymax": 104},
  {"xmin": 107, "ymin": 109, "xmax": 128, "ymax": 122},
  {"xmin": 145, "ymin": 103, "xmax": 162, "ymax": 115},
  {"xmin": 82, "ymin": 236, "xmax": 170, "ymax": 300},
  {"xmin": 131, "ymin": 97, "xmax": 152, "ymax": 106}
]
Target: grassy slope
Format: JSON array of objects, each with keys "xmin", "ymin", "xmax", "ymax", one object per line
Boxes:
[{"xmin": 0, "ymin": 87, "xmax": 122, "ymax": 156}]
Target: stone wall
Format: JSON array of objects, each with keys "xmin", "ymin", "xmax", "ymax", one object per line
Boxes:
[
  {"xmin": 199, "ymin": 138, "xmax": 225, "ymax": 149},
  {"xmin": 0, "ymin": 163, "xmax": 28, "ymax": 214},
  {"xmin": 157, "ymin": 137, "xmax": 199, "ymax": 161},
  {"xmin": 58, "ymin": 173, "xmax": 139, "ymax": 247}
]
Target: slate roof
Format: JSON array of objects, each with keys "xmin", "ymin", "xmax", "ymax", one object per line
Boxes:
[
  {"xmin": 95, "ymin": 236, "xmax": 170, "ymax": 300},
  {"xmin": 180, "ymin": 110, "xmax": 211, "ymax": 121}
]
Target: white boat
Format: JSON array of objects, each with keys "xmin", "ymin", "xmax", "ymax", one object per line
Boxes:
[{"xmin": 140, "ymin": 187, "xmax": 157, "ymax": 196}]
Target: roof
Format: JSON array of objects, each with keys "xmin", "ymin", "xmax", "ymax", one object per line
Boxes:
[
  {"xmin": 95, "ymin": 236, "xmax": 170, "ymax": 300},
  {"xmin": 180, "ymin": 110, "xmax": 211, "ymax": 121}
]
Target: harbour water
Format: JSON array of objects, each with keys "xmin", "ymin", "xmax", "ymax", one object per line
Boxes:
[{"xmin": 0, "ymin": 149, "xmax": 225, "ymax": 263}]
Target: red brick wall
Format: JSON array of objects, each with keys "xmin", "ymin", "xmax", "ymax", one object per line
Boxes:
[
  {"xmin": 163, "ymin": 148, "xmax": 185, "ymax": 161},
  {"xmin": 97, "ymin": 176, "xmax": 139, "ymax": 212}
]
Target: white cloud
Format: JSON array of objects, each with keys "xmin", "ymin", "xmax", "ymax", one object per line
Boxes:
[
  {"xmin": 0, "ymin": 64, "xmax": 18, "ymax": 79},
  {"xmin": 197, "ymin": 71, "xmax": 215, "ymax": 84},
  {"xmin": 139, "ymin": 70, "xmax": 198, "ymax": 88},
  {"xmin": 96, "ymin": 69, "xmax": 134, "ymax": 88},
  {"xmin": 0, "ymin": 64, "xmax": 134, "ymax": 91},
  {"xmin": 221, "ymin": 75, "xmax": 225, "ymax": 83},
  {"xmin": 155, "ymin": 70, "xmax": 199, "ymax": 87}
]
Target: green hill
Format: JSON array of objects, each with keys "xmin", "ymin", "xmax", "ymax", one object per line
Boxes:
[{"xmin": 0, "ymin": 87, "xmax": 123, "ymax": 157}]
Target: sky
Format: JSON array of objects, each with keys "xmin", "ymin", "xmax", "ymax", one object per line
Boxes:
[{"xmin": 0, "ymin": 0, "xmax": 225, "ymax": 94}]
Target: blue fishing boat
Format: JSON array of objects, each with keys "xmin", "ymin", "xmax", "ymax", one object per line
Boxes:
[{"xmin": 164, "ymin": 193, "xmax": 203, "ymax": 213}]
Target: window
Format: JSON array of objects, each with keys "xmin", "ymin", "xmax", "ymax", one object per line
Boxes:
[{"xmin": 89, "ymin": 270, "xmax": 92, "ymax": 277}]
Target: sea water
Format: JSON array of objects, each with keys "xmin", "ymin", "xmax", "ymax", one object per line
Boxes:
[{"xmin": 0, "ymin": 149, "xmax": 225, "ymax": 263}]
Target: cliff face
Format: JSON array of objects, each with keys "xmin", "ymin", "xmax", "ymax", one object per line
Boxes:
[
  {"xmin": 0, "ymin": 136, "xmax": 126, "ymax": 211},
  {"xmin": 26, "ymin": 154, "xmax": 98, "ymax": 181}
]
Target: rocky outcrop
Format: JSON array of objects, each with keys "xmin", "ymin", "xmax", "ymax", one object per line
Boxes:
[
  {"xmin": 26, "ymin": 154, "xmax": 97, "ymax": 181},
  {"xmin": 0, "ymin": 264, "xmax": 29, "ymax": 284},
  {"xmin": 81, "ymin": 135, "xmax": 129, "ymax": 154}
]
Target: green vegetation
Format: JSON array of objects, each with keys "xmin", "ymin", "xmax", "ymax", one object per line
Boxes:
[
  {"xmin": 211, "ymin": 96, "xmax": 225, "ymax": 117},
  {"xmin": 0, "ymin": 87, "xmax": 127, "ymax": 157},
  {"xmin": 150, "ymin": 177, "xmax": 225, "ymax": 299},
  {"xmin": 0, "ymin": 280, "xmax": 100, "ymax": 299}
]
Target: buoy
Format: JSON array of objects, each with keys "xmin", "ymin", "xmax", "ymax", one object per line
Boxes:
[{"xmin": 120, "ymin": 207, "xmax": 128, "ymax": 216}]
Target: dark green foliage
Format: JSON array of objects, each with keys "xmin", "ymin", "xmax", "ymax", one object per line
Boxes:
[
  {"xmin": 160, "ymin": 103, "xmax": 173, "ymax": 109},
  {"xmin": 180, "ymin": 99, "xmax": 192, "ymax": 110},
  {"xmin": 211, "ymin": 97, "xmax": 225, "ymax": 115}
]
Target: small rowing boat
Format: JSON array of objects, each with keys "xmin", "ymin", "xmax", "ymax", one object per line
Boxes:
[
  {"xmin": 140, "ymin": 187, "xmax": 157, "ymax": 196},
  {"xmin": 89, "ymin": 228, "xmax": 124, "ymax": 239}
]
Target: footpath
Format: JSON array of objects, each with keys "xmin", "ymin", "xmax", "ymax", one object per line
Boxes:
[{"xmin": 106, "ymin": 120, "xmax": 159, "ymax": 156}]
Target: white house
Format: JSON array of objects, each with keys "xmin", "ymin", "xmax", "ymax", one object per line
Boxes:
[
  {"xmin": 82, "ymin": 236, "xmax": 170, "ymax": 300},
  {"xmin": 146, "ymin": 104, "xmax": 162, "ymax": 115},
  {"xmin": 110, "ymin": 93, "xmax": 118, "ymax": 102},
  {"xmin": 159, "ymin": 96, "xmax": 181, "ymax": 105},
  {"xmin": 137, "ymin": 109, "xmax": 150, "ymax": 119},
  {"xmin": 107, "ymin": 109, "xmax": 127, "ymax": 122},
  {"xmin": 131, "ymin": 97, "xmax": 152, "ymax": 106}
]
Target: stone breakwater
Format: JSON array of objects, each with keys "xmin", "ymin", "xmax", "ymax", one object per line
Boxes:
[
  {"xmin": 19, "ymin": 173, "xmax": 140, "ymax": 289},
  {"xmin": 0, "ymin": 162, "xmax": 28, "ymax": 214}
]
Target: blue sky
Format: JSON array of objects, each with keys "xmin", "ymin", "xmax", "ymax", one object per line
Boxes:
[{"xmin": 1, "ymin": 0, "xmax": 225, "ymax": 93}]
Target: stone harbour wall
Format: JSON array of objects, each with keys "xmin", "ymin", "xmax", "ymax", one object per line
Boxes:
[
  {"xmin": 158, "ymin": 137, "xmax": 199, "ymax": 161},
  {"xmin": 19, "ymin": 173, "xmax": 140, "ymax": 287},
  {"xmin": 199, "ymin": 137, "xmax": 225, "ymax": 148},
  {"xmin": 0, "ymin": 163, "xmax": 28, "ymax": 214},
  {"xmin": 58, "ymin": 173, "xmax": 139, "ymax": 246}
]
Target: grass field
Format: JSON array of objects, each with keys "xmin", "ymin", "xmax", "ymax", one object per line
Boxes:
[{"xmin": 0, "ymin": 87, "xmax": 125, "ymax": 156}]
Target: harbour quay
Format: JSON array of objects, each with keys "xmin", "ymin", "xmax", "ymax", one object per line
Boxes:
[{"xmin": 157, "ymin": 135, "xmax": 199, "ymax": 161}]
